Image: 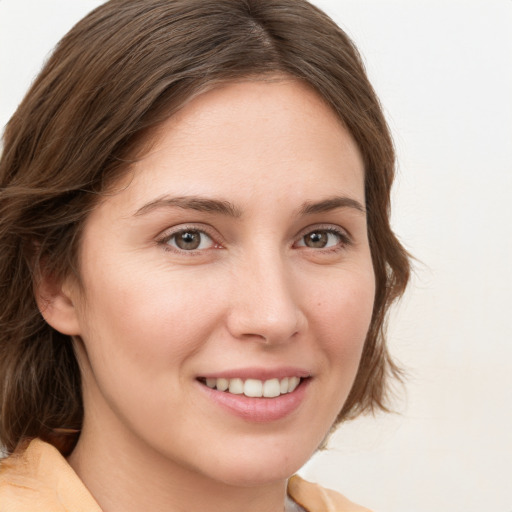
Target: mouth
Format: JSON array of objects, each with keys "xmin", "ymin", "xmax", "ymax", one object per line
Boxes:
[
  {"xmin": 197, "ymin": 376, "xmax": 305, "ymax": 398},
  {"xmin": 196, "ymin": 372, "xmax": 311, "ymax": 422}
]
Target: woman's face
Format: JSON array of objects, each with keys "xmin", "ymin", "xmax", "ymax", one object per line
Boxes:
[{"xmin": 65, "ymin": 79, "xmax": 375, "ymax": 486}]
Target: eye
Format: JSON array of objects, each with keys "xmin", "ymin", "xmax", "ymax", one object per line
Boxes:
[
  {"xmin": 295, "ymin": 228, "xmax": 349, "ymax": 250},
  {"xmin": 163, "ymin": 229, "xmax": 215, "ymax": 251}
]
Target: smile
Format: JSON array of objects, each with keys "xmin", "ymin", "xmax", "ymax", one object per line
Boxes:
[
  {"xmin": 200, "ymin": 377, "xmax": 302, "ymax": 398},
  {"xmin": 197, "ymin": 374, "xmax": 310, "ymax": 422}
]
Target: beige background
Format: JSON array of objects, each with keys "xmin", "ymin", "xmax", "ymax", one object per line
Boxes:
[{"xmin": 1, "ymin": 1, "xmax": 511, "ymax": 511}]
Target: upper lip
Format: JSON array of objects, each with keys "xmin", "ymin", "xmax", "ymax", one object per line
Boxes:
[{"xmin": 198, "ymin": 367, "xmax": 312, "ymax": 381}]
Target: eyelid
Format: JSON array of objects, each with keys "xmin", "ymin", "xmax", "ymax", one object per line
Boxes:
[
  {"xmin": 294, "ymin": 224, "xmax": 352, "ymax": 249},
  {"xmin": 156, "ymin": 223, "xmax": 224, "ymax": 253},
  {"xmin": 155, "ymin": 222, "xmax": 352, "ymax": 254}
]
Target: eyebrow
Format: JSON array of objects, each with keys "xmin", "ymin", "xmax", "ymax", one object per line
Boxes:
[
  {"xmin": 134, "ymin": 195, "xmax": 242, "ymax": 217},
  {"xmin": 299, "ymin": 196, "xmax": 366, "ymax": 216},
  {"xmin": 133, "ymin": 194, "xmax": 365, "ymax": 218}
]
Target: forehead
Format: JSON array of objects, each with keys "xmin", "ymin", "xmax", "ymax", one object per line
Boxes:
[{"xmin": 99, "ymin": 78, "xmax": 365, "ymax": 215}]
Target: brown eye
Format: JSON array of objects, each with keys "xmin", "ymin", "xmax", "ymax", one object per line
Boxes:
[
  {"xmin": 303, "ymin": 231, "xmax": 328, "ymax": 248},
  {"xmin": 166, "ymin": 230, "xmax": 214, "ymax": 251},
  {"xmin": 296, "ymin": 229, "xmax": 346, "ymax": 250}
]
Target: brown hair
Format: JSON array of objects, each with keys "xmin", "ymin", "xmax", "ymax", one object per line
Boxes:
[{"xmin": 0, "ymin": 0, "xmax": 410, "ymax": 456}]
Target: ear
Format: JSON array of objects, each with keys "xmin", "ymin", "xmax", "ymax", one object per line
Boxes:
[{"xmin": 35, "ymin": 272, "xmax": 82, "ymax": 336}]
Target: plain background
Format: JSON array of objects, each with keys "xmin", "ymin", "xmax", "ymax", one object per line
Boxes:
[{"xmin": 1, "ymin": 1, "xmax": 511, "ymax": 511}]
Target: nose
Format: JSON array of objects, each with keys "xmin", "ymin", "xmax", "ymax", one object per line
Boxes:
[{"xmin": 226, "ymin": 250, "xmax": 307, "ymax": 345}]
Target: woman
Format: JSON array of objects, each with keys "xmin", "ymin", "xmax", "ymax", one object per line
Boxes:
[{"xmin": 0, "ymin": 1, "xmax": 410, "ymax": 511}]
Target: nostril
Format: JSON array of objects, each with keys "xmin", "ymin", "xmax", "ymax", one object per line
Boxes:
[{"xmin": 227, "ymin": 311, "xmax": 306, "ymax": 346}]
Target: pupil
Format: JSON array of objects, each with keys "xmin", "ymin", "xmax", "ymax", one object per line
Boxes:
[
  {"xmin": 306, "ymin": 231, "xmax": 327, "ymax": 248},
  {"xmin": 176, "ymin": 231, "xmax": 200, "ymax": 250}
]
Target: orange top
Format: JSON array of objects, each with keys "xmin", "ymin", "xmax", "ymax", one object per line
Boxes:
[{"xmin": 0, "ymin": 438, "xmax": 371, "ymax": 511}]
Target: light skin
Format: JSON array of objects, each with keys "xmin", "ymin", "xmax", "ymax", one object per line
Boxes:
[{"xmin": 40, "ymin": 78, "xmax": 375, "ymax": 512}]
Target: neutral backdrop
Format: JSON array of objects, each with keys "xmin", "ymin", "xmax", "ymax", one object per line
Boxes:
[{"xmin": 1, "ymin": 2, "xmax": 511, "ymax": 511}]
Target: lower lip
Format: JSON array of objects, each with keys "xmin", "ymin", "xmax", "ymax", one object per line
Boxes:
[{"xmin": 198, "ymin": 379, "xmax": 310, "ymax": 423}]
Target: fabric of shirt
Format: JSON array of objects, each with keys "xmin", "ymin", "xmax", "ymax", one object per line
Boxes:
[{"xmin": 0, "ymin": 438, "xmax": 372, "ymax": 511}]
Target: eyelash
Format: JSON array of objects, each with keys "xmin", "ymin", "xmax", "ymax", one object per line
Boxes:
[
  {"xmin": 156, "ymin": 224, "xmax": 352, "ymax": 255},
  {"xmin": 294, "ymin": 225, "xmax": 352, "ymax": 253},
  {"xmin": 157, "ymin": 225, "xmax": 220, "ymax": 254}
]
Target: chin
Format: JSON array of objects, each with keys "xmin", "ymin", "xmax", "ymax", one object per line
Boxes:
[
  {"xmin": 194, "ymin": 435, "xmax": 319, "ymax": 488},
  {"xmin": 211, "ymin": 462, "xmax": 301, "ymax": 488}
]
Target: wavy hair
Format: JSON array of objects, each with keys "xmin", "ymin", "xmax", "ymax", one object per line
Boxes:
[{"xmin": 0, "ymin": 0, "xmax": 410, "ymax": 455}]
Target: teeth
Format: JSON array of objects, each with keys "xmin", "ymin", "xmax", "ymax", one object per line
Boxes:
[
  {"xmin": 203, "ymin": 376, "xmax": 304, "ymax": 397},
  {"xmin": 263, "ymin": 378, "xmax": 280, "ymax": 398},
  {"xmin": 288, "ymin": 376, "xmax": 300, "ymax": 393},
  {"xmin": 228, "ymin": 378, "xmax": 244, "ymax": 394},
  {"xmin": 244, "ymin": 379, "xmax": 263, "ymax": 397},
  {"xmin": 216, "ymin": 378, "xmax": 229, "ymax": 391}
]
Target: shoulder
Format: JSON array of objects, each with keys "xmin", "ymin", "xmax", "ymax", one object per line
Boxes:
[
  {"xmin": 0, "ymin": 439, "xmax": 101, "ymax": 512},
  {"xmin": 287, "ymin": 475, "xmax": 373, "ymax": 512}
]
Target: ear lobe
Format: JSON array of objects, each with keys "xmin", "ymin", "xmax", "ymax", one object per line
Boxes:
[{"xmin": 35, "ymin": 274, "xmax": 82, "ymax": 336}]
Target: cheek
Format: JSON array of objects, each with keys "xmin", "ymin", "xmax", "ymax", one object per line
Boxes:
[
  {"xmin": 77, "ymin": 265, "xmax": 222, "ymax": 375},
  {"xmin": 309, "ymin": 267, "xmax": 375, "ymax": 364},
  {"xmin": 297, "ymin": 266, "xmax": 375, "ymax": 433}
]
